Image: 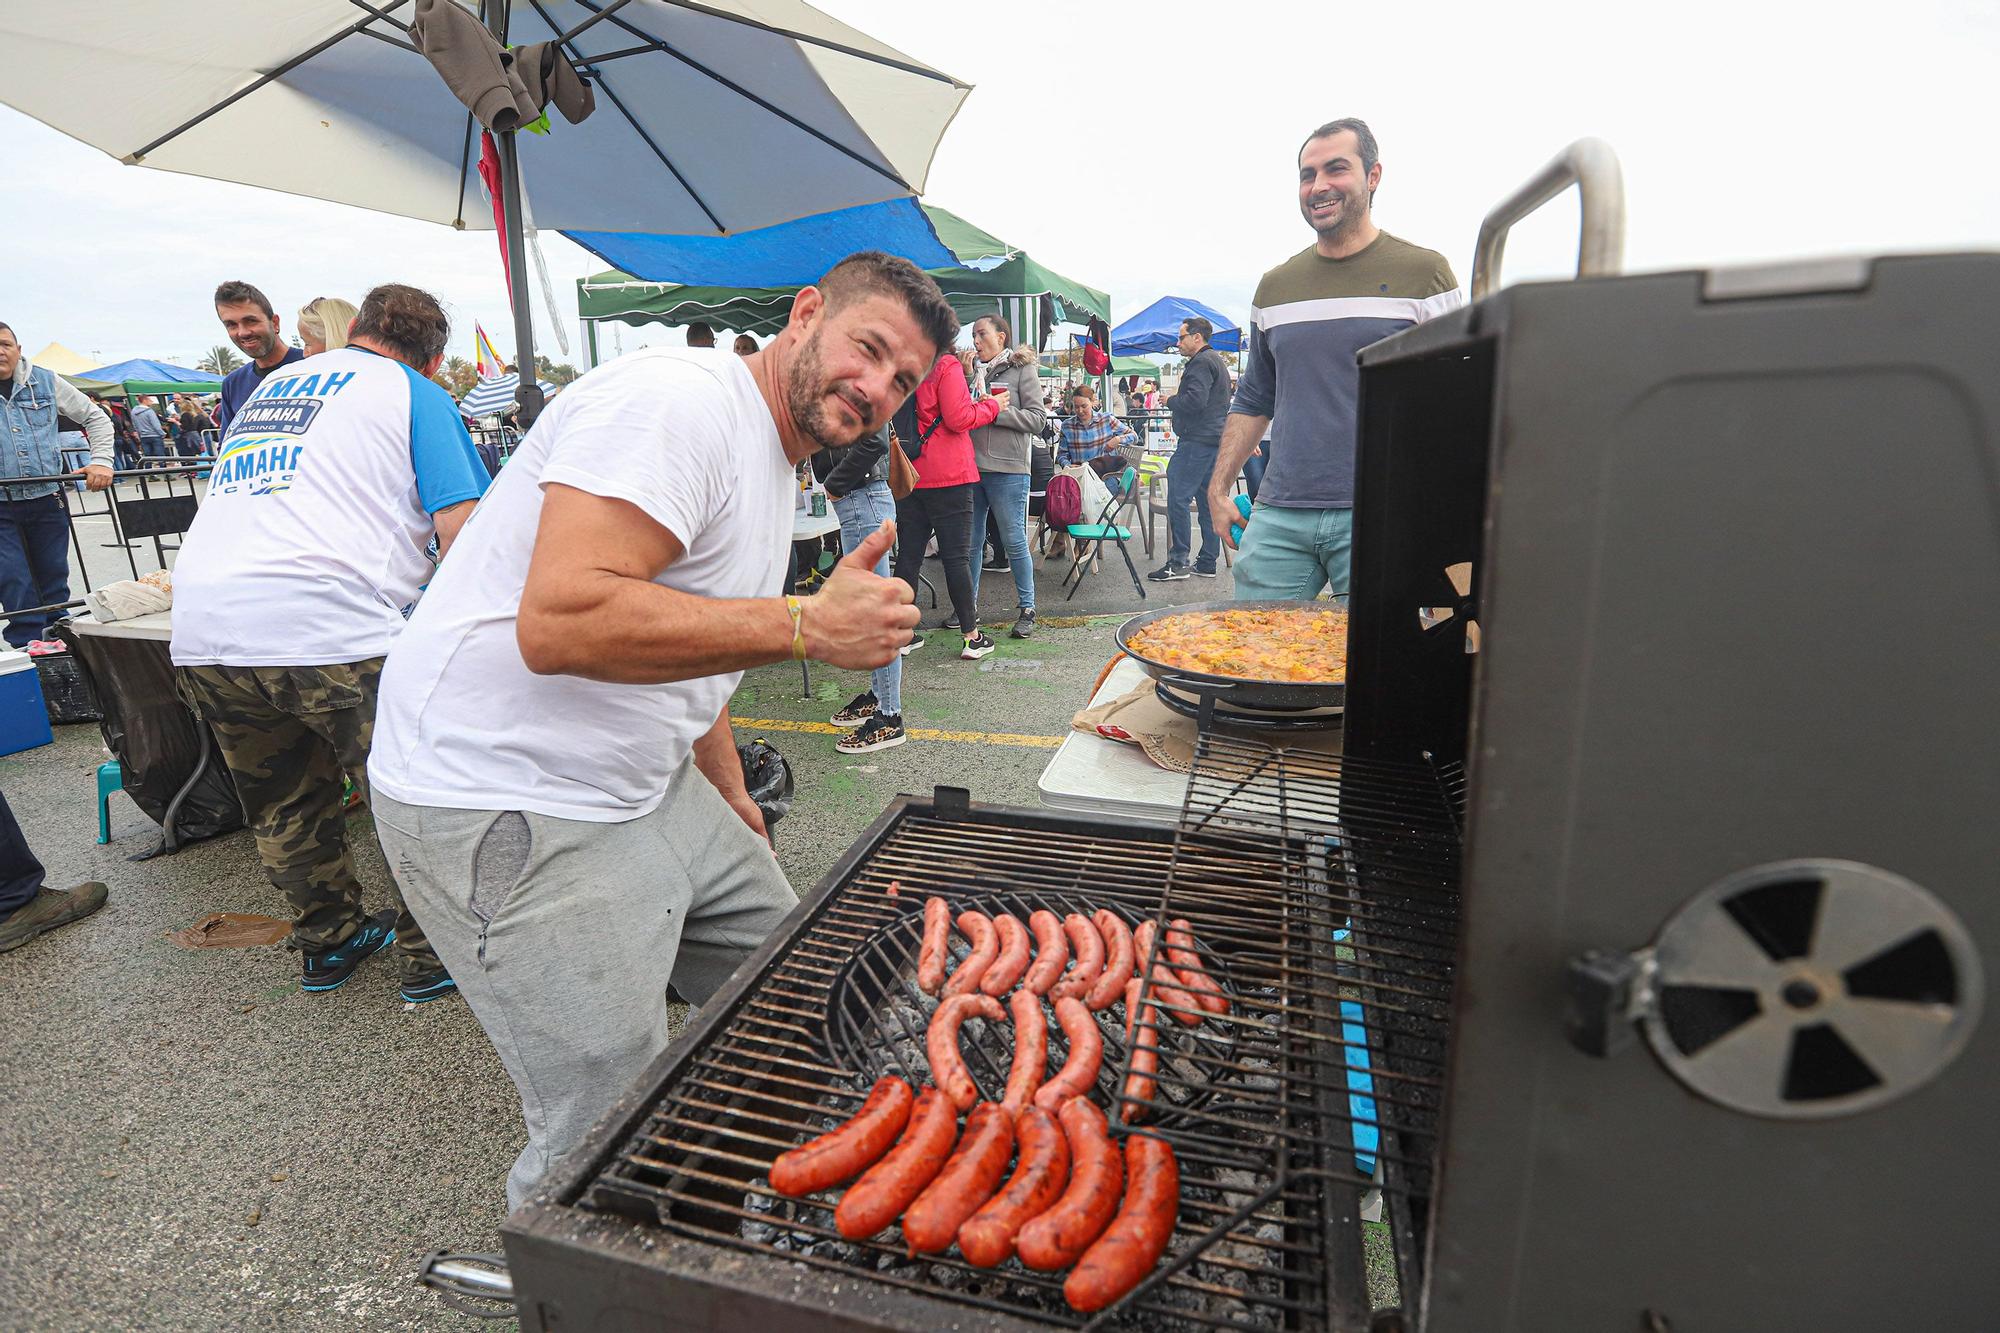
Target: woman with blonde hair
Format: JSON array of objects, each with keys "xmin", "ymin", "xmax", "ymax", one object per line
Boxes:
[{"xmin": 296, "ymin": 296, "xmax": 359, "ymax": 357}]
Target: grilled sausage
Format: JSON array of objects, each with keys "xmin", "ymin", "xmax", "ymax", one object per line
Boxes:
[
  {"xmin": 1016, "ymin": 1099, "xmax": 1125, "ymax": 1270},
  {"xmin": 1164, "ymin": 917, "xmax": 1229, "ymax": 1016},
  {"xmin": 1033, "ymin": 996, "xmax": 1104, "ymax": 1112},
  {"xmin": 917, "ymin": 896, "xmax": 951, "ymax": 995},
  {"xmin": 1063, "ymin": 1134, "xmax": 1181, "ymax": 1313},
  {"xmin": 1132, "ymin": 921, "xmax": 1204, "ymax": 1027},
  {"xmin": 834, "ymin": 1086, "xmax": 960, "ymax": 1239},
  {"xmin": 1023, "ymin": 909, "xmax": 1069, "ymax": 996},
  {"xmin": 1120, "ymin": 977, "xmax": 1159, "ymax": 1120},
  {"xmin": 769, "ymin": 1075, "xmax": 915, "ymax": 1197},
  {"xmin": 942, "ymin": 910, "xmax": 999, "ymax": 999},
  {"xmin": 900, "ymin": 1103, "xmax": 1016, "ymax": 1254},
  {"xmin": 1002, "ymin": 988, "xmax": 1047, "ymax": 1116},
  {"xmin": 1084, "ymin": 910, "xmax": 1136, "ymax": 1011},
  {"xmin": 956, "ymin": 1105, "xmax": 1072, "ymax": 1267},
  {"xmin": 980, "ymin": 913, "xmax": 1032, "ymax": 996},
  {"xmin": 928, "ymin": 993, "xmax": 1006, "ymax": 1111},
  {"xmin": 1049, "ymin": 913, "xmax": 1107, "ymax": 1002}
]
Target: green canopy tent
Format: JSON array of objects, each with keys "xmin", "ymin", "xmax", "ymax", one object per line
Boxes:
[{"xmin": 576, "ymin": 206, "xmax": 1109, "ymax": 363}]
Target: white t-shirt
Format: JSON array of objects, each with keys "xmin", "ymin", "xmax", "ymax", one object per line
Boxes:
[
  {"xmin": 170, "ymin": 347, "xmax": 490, "ymax": 667},
  {"xmin": 368, "ymin": 348, "xmax": 795, "ymax": 823}
]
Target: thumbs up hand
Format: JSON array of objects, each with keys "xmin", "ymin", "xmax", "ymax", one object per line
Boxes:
[{"xmin": 804, "ymin": 521, "xmax": 920, "ymax": 668}]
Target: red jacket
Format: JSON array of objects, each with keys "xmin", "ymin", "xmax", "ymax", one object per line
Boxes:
[{"xmin": 911, "ymin": 353, "xmax": 995, "ymax": 488}]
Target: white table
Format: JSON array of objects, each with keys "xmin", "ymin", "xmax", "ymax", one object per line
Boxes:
[
  {"xmin": 68, "ymin": 608, "xmax": 173, "ymax": 642},
  {"xmin": 1037, "ymin": 656, "xmax": 1190, "ymax": 826},
  {"xmin": 792, "ymin": 510, "xmax": 841, "ymax": 543}
]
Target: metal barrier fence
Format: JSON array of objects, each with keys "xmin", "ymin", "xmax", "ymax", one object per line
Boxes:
[{"xmin": 0, "ymin": 464, "xmax": 208, "ymax": 631}]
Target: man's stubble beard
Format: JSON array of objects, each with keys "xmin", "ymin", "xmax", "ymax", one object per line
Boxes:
[
  {"xmin": 785, "ymin": 327, "xmax": 868, "ymax": 452},
  {"xmin": 1308, "ymin": 191, "xmax": 1371, "ymax": 244}
]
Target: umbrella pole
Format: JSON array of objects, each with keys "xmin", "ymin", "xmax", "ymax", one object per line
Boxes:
[{"xmin": 495, "ymin": 128, "xmax": 544, "ymax": 426}]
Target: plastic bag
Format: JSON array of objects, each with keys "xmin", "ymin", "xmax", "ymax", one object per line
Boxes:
[
  {"xmin": 738, "ymin": 740, "xmax": 793, "ymax": 835},
  {"xmin": 54, "ymin": 621, "xmax": 244, "ymax": 852}
]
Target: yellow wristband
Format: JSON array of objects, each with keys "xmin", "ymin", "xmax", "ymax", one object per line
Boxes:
[{"xmin": 786, "ymin": 595, "xmax": 807, "ymax": 661}]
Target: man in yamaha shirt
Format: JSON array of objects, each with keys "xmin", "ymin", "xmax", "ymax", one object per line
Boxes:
[{"xmin": 171, "ymin": 284, "xmax": 490, "ymax": 1003}]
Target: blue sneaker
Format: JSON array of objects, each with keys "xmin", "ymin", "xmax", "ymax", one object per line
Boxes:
[
  {"xmin": 399, "ymin": 967, "xmax": 459, "ymax": 1004},
  {"xmin": 301, "ymin": 909, "xmax": 396, "ymax": 993}
]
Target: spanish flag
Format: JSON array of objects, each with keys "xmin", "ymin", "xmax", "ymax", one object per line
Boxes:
[{"xmin": 474, "ymin": 323, "xmax": 505, "ymax": 379}]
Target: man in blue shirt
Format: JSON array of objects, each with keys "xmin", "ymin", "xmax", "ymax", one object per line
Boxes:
[{"xmin": 211, "ymin": 280, "xmax": 304, "ymax": 435}]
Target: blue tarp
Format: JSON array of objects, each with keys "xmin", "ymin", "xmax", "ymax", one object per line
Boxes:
[
  {"xmin": 565, "ymin": 198, "xmax": 960, "ymax": 289},
  {"xmin": 79, "ymin": 358, "xmax": 223, "ymax": 389},
  {"xmin": 1110, "ymin": 295, "xmax": 1242, "ymax": 354}
]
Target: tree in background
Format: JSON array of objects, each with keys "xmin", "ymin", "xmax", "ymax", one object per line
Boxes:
[
  {"xmin": 433, "ymin": 355, "xmax": 479, "ymax": 399},
  {"xmin": 197, "ymin": 344, "xmax": 243, "ymax": 374},
  {"xmin": 535, "ymin": 353, "xmax": 580, "ymax": 388}
]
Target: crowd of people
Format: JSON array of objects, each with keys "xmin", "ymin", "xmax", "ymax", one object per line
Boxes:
[{"xmin": 2, "ymin": 116, "xmax": 1467, "ymax": 1224}]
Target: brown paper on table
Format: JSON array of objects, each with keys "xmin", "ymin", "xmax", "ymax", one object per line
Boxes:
[
  {"xmin": 167, "ymin": 912, "xmax": 291, "ymax": 949},
  {"xmin": 1072, "ymin": 682, "xmax": 1341, "ymax": 773}
]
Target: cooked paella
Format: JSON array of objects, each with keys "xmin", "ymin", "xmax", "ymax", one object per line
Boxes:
[{"xmin": 1126, "ymin": 606, "xmax": 1348, "ymax": 683}]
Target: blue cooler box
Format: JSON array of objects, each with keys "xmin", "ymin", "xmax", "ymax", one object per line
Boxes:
[{"xmin": 0, "ymin": 650, "xmax": 55, "ymax": 754}]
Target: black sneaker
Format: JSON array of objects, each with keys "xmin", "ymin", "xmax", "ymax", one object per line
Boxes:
[
  {"xmin": 301, "ymin": 908, "xmax": 396, "ymax": 993},
  {"xmin": 899, "ymin": 633, "xmax": 926, "ymax": 657},
  {"xmin": 400, "ymin": 966, "xmax": 459, "ymax": 1004},
  {"xmin": 1010, "ymin": 609, "xmax": 1036, "ymax": 639},
  {"xmin": 1192, "ymin": 565, "xmax": 1218, "ymax": 578},
  {"xmin": 836, "ymin": 713, "xmax": 908, "ymax": 754},
  {"xmin": 960, "ymin": 631, "xmax": 997, "ymax": 660},
  {"xmin": 830, "ymin": 691, "xmax": 878, "ymax": 726},
  {"xmin": 982, "ymin": 555, "xmax": 1012, "ymax": 572},
  {"xmin": 1148, "ymin": 563, "xmax": 1193, "ymax": 582}
]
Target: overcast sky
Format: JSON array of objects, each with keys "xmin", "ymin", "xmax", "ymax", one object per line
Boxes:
[{"xmin": 7, "ymin": 0, "xmax": 1997, "ymax": 372}]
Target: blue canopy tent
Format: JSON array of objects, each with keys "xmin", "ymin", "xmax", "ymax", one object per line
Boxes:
[
  {"xmin": 1110, "ymin": 296, "xmax": 1242, "ymax": 354},
  {"xmin": 573, "ymin": 202, "xmax": 1109, "ymax": 362},
  {"xmin": 79, "ymin": 359, "xmax": 224, "ymax": 398},
  {"xmin": 566, "ymin": 197, "xmax": 960, "ymax": 289}
]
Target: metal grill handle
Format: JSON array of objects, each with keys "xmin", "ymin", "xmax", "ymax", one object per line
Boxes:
[{"xmin": 1470, "ymin": 136, "xmax": 1626, "ymax": 300}]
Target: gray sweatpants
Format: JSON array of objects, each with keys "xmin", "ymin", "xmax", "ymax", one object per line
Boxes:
[{"xmin": 370, "ymin": 763, "xmax": 799, "ymax": 1208}]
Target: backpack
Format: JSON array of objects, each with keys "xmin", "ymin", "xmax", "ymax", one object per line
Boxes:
[
  {"xmin": 1044, "ymin": 472, "xmax": 1083, "ymax": 529},
  {"xmin": 890, "ymin": 394, "xmax": 943, "ymax": 461}
]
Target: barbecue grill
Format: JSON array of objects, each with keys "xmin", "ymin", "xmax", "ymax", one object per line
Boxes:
[
  {"xmin": 505, "ymin": 753, "xmax": 1461, "ymax": 1331},
  {"xmin": 502, "ymin": 148, "xmax": 1997, "ymax": 1330}
]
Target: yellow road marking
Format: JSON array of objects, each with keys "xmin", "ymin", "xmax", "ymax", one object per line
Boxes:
[{"xmin": 733, "ymin": 717, "xmax": 1063, "ymax": 749}]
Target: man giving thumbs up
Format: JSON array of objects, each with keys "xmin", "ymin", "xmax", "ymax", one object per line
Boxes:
[{"xmin": 364, "ymin": 253, "xmax": 958, "ymax": 1208}]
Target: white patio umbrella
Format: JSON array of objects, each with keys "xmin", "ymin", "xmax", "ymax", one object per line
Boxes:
[
  {"xmin": 0, "ymin": 1, "xmax": 970, "ymax": 421},
  {"xmin": 459, "ymin": 371, "xmax": 555, "ymax": 419}
]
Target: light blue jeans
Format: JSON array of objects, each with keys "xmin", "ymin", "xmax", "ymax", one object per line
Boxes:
[
  {"xmin": 1233, "ymin": 503, "xmax": 1353, "ymax": 604},
  {"xmin": 832, "ymin": 480, "xmax": 902, "ymax": 716},
  {"xmin": 970, "ymin": 471, "xmax": 1034, "ymax": 614}
]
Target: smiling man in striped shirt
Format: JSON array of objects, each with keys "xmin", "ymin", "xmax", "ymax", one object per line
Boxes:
[{"xmin": 1208, "ymin": 118, "xmax": 1463, "ymax": 602}]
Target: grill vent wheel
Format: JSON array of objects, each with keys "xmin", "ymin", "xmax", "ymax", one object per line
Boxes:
[{"xmin": 1641, "ymin": 859, "xmax": 1983, "ymax": 1118}]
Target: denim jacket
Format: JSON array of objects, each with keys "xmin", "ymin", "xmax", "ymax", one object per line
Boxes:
[{"xmin": 2, "ymin": 362, "xmax": 113, "ymax": 500}]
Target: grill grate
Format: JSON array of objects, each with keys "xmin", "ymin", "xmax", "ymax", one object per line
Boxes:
[
  {"xmin": 1147, "ymin": 734, "xmax": 1465, "ymax": 1325},
  {"xmin": 571, "ymin": 743, "xmax": 1462, "ymax": 1332}
]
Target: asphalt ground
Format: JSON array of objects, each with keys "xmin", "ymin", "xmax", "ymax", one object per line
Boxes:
[{"xmin": 0, "ymin": 538, "xmax": 1248, "ymax": 1331}]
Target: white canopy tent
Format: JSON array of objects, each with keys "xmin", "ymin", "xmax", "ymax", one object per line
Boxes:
[{"xmin": 0, "ymin": 1, "xmax": 971, "ymax": 421}]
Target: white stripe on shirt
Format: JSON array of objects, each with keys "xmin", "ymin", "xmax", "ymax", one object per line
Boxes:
[{"xmin": 1252, "ymin": 289, "xmax": 1465, "ymax": 331}]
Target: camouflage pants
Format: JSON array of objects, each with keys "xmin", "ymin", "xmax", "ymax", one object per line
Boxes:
[{"xmin": 175, "ymin": 659, "xmax": 438, "ymax": 976}]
